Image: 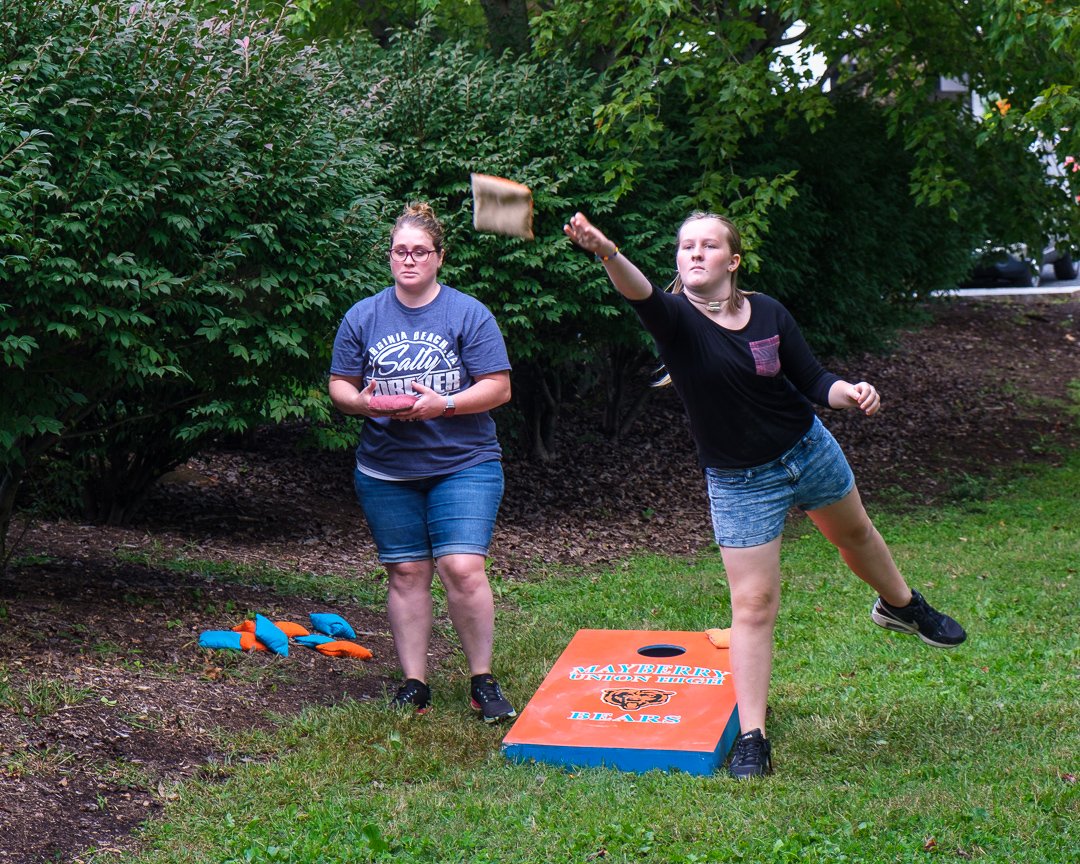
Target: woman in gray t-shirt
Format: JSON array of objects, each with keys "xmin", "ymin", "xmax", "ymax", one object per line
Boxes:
[{"xmin": 329, "ymin": 202, "xmax": 516, "ymax": 724}]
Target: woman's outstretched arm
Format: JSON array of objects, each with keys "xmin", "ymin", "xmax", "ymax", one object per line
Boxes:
[{"xmin": 563, "ymin": 212, "xmax": 654, "ymax": 302}]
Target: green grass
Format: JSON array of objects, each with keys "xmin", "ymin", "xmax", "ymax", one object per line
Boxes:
[
  {"xmin": 119, "ymin": 452, "xmax": 1079, "ymax": 864},
  {"xmin": 0, "ymin": 671, "xmax": 93, "ymax": 717},
  {"xmin": 3, "ymin": 743, "xmax": 80, "ymax": 776}
]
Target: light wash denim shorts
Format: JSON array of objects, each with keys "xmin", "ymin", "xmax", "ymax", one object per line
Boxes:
[
  {"xmin": 353, "ymin": 460, "xmax": 504, "ymax": 563},
  {"xmin": 704, "ymin": 415, "xmax": 854, "ymax": 548}
]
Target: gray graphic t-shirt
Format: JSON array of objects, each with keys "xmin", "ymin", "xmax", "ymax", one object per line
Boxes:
[{"xmin": 330, "ymin": 285, "xmax": 510, "ymax": 479}]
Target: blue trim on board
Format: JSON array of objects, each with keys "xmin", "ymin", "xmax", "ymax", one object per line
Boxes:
[{"xmin": 503, "ymin": 708, "xmax": 740, "ymax": 776}]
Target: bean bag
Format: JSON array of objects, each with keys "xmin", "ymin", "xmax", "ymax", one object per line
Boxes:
[
  {"xmin": 254, "ymin": 613, "xmax": 289, "ymax": 656},
  {"xmin": 199, "ymin": 631, "xmax": 266, "ymax": 652},
  {"xmin": 232, "ymin": 619, "xmax": 310, "ymax": 638},
  {"xmin": 369, "ymin": 394, "xmax": 417, "ymax": 413},
  {"xmin": 314, "ymin": 640, "xmax": 373, "ymax": 660},
  {"xmin": 310, "ymin": 613, "xmax": 356, "ymax": 640},
  {"xmin": 294, "ymin": 633, "xmax": 335, "ymax": 649},
  {"xmin": 705, "ymin": 627, "xmax": 731, "ymax": 649}
]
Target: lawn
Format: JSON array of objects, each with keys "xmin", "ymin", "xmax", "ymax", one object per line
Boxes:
[{"xmin": 129, "ymin": 455, "xmax": 1079, "ymax": 863}]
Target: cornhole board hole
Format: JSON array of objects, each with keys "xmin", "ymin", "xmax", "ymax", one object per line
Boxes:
[{"xmin": 502, "ymin": 629, "xmax": 739, "ymax": 775}]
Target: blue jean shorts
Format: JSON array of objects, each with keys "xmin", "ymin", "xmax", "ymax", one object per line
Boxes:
[
  {"xmin": 353, "ymin": 460, "xmax": 504, "ymax": 563},
  {"xmin": 704, "ymin": 415, "xmax": 855, "ymax": 549}
]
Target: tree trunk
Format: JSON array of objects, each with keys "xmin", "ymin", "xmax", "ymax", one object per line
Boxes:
[
  {"xmin": 514, "ymin": 361, "xmax": 562, "ymax": 462},
  {"xmin": 479, "ymin": 0, "xmax": 530, "ymax": 56},
  {"xmin": 602, "ymin": 345, "xmax": 654, "ymax": 441},
  {"xmin": 0, "ymin": 433, "xmax": 56, "ymax": 571},
  {"xmin": 77, "ymin": 417, "xmax": 200, "ymax": 526},
  {"xmin": 0, "ymin": 462, "xmax": 26, "ymax": 571}
]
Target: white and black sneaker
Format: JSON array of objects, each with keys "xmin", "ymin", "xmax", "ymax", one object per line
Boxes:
[
  {"xmin": 469, "ymin": 674, "xmax": 517, "ymax": 724},
  {"xmin": 872, "ymin": 589, "xmax": 967, "ymax": 648}
]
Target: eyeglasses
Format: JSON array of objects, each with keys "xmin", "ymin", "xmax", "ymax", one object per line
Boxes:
[{"xmin": 389, "ymin": 246, "xmax": 437, "ymax": 263}]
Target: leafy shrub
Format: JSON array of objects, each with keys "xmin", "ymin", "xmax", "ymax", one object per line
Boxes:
[{"xmin": 0, "ymin": 0, "xmax": 384, "ymax": 545}]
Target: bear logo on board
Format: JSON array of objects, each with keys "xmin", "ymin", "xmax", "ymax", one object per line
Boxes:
[{"xmin": 600, "ymin": 688, "xmax": 677, "ymax": 711}]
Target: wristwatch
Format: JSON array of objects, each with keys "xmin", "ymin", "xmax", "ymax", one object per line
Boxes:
[{"xmin": 442, "ymin": 394, "xmax": 456, "ymax": 417}]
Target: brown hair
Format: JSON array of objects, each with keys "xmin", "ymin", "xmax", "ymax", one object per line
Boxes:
[
  {"xmin": 653, "ymin": 211, "xmax": 750, "ymax": 388},
  {"xmin": 391, "ymin": 201, "xmax": 446, "ymax": 252}
]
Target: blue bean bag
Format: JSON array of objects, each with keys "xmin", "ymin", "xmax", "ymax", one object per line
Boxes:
[
  {"xmin": 254, "ymin": 613, "xmax": 289, "ymax": 656},
  {"xmin": 309, "ymin": 613, "xmax": 356, "ymax": 640},
  {"xmin": 294, "ymin": 633, "xmax": 335, "ymax": 649},
  {"xmin": 199, "ymin": 631, "xmax": 245, "ymax": 651}
]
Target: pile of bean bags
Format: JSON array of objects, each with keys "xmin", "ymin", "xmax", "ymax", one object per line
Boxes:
[{"xmin": 199, "ymin": 612, "xmax": 372, "ymax": 659}]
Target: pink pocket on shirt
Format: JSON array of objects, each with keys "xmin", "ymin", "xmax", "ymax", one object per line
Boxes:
[{"xmin": 749, "ymin": 335, "xmax": 781, "ymax": 376}]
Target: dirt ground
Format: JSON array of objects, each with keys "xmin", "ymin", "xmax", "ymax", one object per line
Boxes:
[{"xmin": 1, "ymin": 297, "xmax": 1077, "ymax": 863}]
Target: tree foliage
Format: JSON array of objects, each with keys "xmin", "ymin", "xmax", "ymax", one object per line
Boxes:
[
  {"xmin": 532, "ymin": 1, "xmax": 1080, "ymax": 253},
  {"xmin": 746, "ymin": 97, "xmax": 980, "ymax": 356},
  {"xmin": 280, "ymin": 0, "xmax": 489, "ymax": 45},
  {"xmin": 4, "ymin": 0, "xmax": 1078, "ymax": 558}
]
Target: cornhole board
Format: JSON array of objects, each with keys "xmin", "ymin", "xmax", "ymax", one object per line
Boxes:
[{"xmin": 502, "ymin": 629, "xmax": 739, "ymax": 775}]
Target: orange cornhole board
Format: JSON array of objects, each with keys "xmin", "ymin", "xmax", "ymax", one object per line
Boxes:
[{"xmin": 502, "ymin": 629, "xmax": 739, "ymax": 775}]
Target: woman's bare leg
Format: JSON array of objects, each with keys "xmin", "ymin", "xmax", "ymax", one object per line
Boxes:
[
  {"xmin": 386, "ymin": 559, "xmax": 436, "ymax": 681},
  {"xmin": 807, "ymin": 486, "xmax": 912, "ymax": 607},
  {"xmin": 720, "ymin": 538, "xmax": 783, "ymax": 736},
  {"xmin": 436, "ymin": 553, "xmax": 495, "ymax": 676}
]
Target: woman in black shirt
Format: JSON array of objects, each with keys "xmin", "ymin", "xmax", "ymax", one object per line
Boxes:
[{"xmin": 564, "ymin": 210, "xmax": 966, "ymax": 779}]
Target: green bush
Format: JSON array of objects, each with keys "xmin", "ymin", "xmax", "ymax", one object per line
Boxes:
[{"xmin": 0, "ymin": 0, "xmax": 385, "ymax": 548}]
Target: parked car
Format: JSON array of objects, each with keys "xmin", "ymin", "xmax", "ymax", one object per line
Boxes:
[
  {"xmin": 1043, "ymin": 241, "xmax": 1078, "ymax": 280},
  {"xmin": 962, "ymin": 240, "xmax": 1077, "ymax": 287},
  {"xmin": 963, "ymin": 244, "xmax": 1041, "ymax": 287}
]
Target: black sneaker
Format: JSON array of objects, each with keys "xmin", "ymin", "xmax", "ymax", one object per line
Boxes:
[
  {"xmin": 871, "ymin": 589, "xmax": 967, "ymax": 648},
  {"xmin": 391, "ymin": 678, "xmax": 431, "ymax": 714},
  {"xmin": 469, "ymin": 674, "xmax": 517, "ymax": 724},
  {"xmin": 728, "ymin": 728, "xmax": 772, "ymax": 779}
]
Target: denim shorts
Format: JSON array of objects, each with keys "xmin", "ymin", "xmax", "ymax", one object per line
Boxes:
[
  {"xmin": 353, "ymin": 460, "xmax": 504, "ymax": 563},
  {"xmin": 704, "ymin": 415, "xmax": 855, "ymax": 549}
]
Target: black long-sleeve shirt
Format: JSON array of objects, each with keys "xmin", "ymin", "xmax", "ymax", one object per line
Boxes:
[{"xmin": 628, "ymin": 289, "xmax": 840, "ymax": 469}]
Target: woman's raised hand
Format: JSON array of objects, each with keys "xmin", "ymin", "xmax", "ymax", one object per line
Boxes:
[
  {"xmin": 563, "ymin": 210, "xmax": 652, "ymax": 301},
  {"xmin": 563, "ymin": 212, "xmax": 610, "ymax": 256}
]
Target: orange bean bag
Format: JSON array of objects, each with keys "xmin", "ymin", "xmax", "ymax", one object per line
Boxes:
[
  {"xmin": 314, "ymin": 641, "xmax": 373, "ymax": 660},
  {"xmin": 239, "ymin": 632, "xmax": 267, "ymax": 651},
  {"xmin": 705, "ymin": 627, "xmax": 731, "ymax": 649},
  {"xmin": 232, "ymin": 620, "xmax": 309, "ymax": 638}
]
